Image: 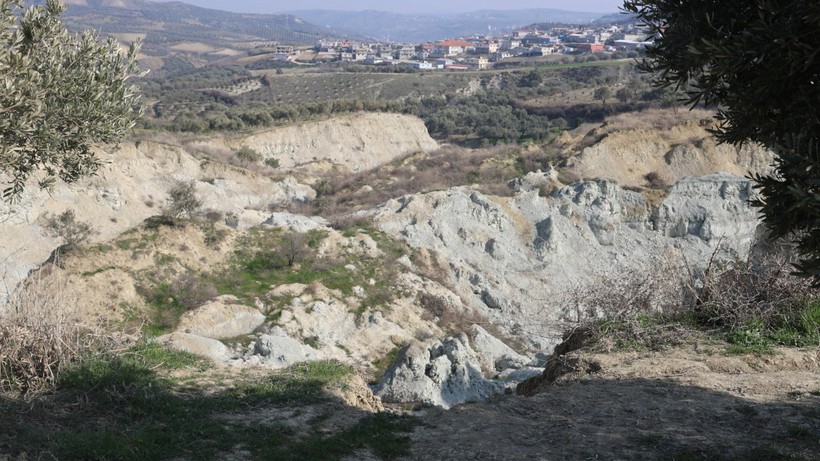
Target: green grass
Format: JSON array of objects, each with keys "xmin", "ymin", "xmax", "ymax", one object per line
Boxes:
[
  {"xmin": 587, "ymin": 298, "xmax": 819, "ymax": 356},
  {"xmin": 213, "ymin": 226, "xmax": 401, "ymax": 313},
  {"xmin": 1, "ymin": 349, "xmax": 414, "ymax": 461},
  {"xmin": 371, "ymin": 346, "xmax": 401, "ymax": 383},
  {"xmin": 725, "ymin": 302, "xmax": 820, "ymax": 355}
]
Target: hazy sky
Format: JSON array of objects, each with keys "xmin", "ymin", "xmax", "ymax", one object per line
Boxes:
[{"xmin": 158, "ymin": 1, "xmax": 624, "ymax": 14}]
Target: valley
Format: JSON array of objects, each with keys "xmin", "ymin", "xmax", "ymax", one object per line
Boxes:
[{"xmin": 0, "ymin": 2, "xmax": 818, "ymax": 460}]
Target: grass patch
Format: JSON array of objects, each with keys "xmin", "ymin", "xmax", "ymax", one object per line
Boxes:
[
  {"xmin": 371, "ymin": 346, "xmax": 401, "ymax": 383},
  {"xmin": 575, "ymin": 256, "xmax": 819, "ymax": 355},
  {"xmin": 1, "ymin": 351, "xmax": 413, "ymax": 461},
  {"xmin": 214, "ymin": 226, "xmax": 400, "ymax": 313},
  {"xmin": 724, "ymin": 301, "xmax": 820, "ymax": 355}
]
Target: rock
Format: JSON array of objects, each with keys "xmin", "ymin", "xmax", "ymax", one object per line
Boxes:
[
  {"xmin": 252, "ymin": 327, "xmax": 320, "ymax": 368},
  {"xmin": 470, "ymin": 325, "xmax": 529, "ymax": 372},
  {"xmin": 650, "ymin": 173, "xmax": 759, "ymax": 251},
  {"xmin": 262, "ymin": 212, "xmax": 328, "ymax": 233},
  {"xmin": 371, "ymin": 174, "xmax": 761, "ymax": 352},
  {"xmin": 397, "ymin": 255, "xmax": 413, "ymax": 269},
  {"xmin": 508, "ymin": 168, "xmax": 557, "ymax": 193},
  {"xmin": 268, "ymin": 283, "xmax": 308, "ymax": 298},
  {"xmin": 177, "ymin": 296, "xmax": 265, "ymax": 340},
  {"xmin": 274, "ymin": 289, "xmax": 414, "ymax": 368},
  {"xmin": 497, "ymin": 367, "xmax": 544, "ymax": 383},
  {"xmin": 375, "ymin": 333, "xmax": 504, "ymax": 409},
  {"xmin": 154, "ymin": 332, "xmax": 231, "ymax": 362}
]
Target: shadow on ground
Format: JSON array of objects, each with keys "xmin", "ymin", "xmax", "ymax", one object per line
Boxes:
[
  {"xmin": 408, "ymin": 377, "xmax": 820, "ymax": 461},
  {"xmin": 0, "ymin": 354, "xmax": 412, "ymax": 461}
]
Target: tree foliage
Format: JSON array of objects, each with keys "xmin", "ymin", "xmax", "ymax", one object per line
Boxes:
[
  {"xmin": 0, "ymin": 0, "xmax": 142, "ymax": 200},
  {"xmin": 234, "ymin": 145, "xmax": 261, "ymax": 166},
  {"xmin": 594, "ymin": 87, "xmax": 611, "ymax": 105},
  {"xmin": 624, "ymin": 0, "xmax": 820, "ymax": 280},
  {"xmin": 43, "ymin": 209, "xmax": 96, "ymax": 247},
  {"xmin": 162, "ymin": 180, "xmax": 201, "ymax": 220}
]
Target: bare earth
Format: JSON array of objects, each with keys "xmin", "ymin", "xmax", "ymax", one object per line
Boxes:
[{"xmin": 403, "ymin": 345, "xmax": 820, "ymax": 461}]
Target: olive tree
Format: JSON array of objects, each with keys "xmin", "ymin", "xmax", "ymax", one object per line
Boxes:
[
  {"xmin": 0, "ymin": 0, "xmax": 142, "ymax": 201},
  {"xmin": 594, "ymin": 87, "xmax": 611, "ymax": 105},
  {"xmin": 623, "ymin": 0, "xmax": 820, "ymax": 280}
]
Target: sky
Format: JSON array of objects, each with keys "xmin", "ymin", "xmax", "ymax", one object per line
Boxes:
[{"xmin": 155, "ymin": 0, "xmax": 624, "ymax": 14}]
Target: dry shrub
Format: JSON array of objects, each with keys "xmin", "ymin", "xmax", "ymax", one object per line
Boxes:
[
  {"xmin": 170, "ymin": 272, "xmax": 218, "ymax": 310},
  {"xmin": 694, "ymin": 249, "xmax": 818, "ymax": 332},
  {"xmin": 557, "ymin": 258, "xmax": 691, "ymax": 352},
  {"xmin": 304, "ymin": 145, "xmax": 555, "ymax": 221},
  {"xmin": 603, "ymin": 107, "xmax": 714, "ymax": 134},
  {"xmin": 643, "ymin": 171, "xmax": 667, "ymax": 189},
  {"xmin": 1, "ymin": 269, "xmax": 129, "ymax": 395},
  {"xmin": 556, "ymin": 242, "xmax": 819, "ymax": 353}
]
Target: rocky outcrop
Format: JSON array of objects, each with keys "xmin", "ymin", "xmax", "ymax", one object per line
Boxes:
[
  {"xmin": 154, "ymin": 332, "xmax": 232, "ymax": 363},
  {"xmin": 650, "ymin": 174, "xmax": 759, "ymax": 251},
  {"xmin": 375, "ymin": 333, "xmax": 505, "ymax": 409},
  {"xmin": 470, "ymin": 325, "xmax": 529, "ymax": 372},
  {"xmin": 177, "ymin": 296, "xmax": 265, "ymax": 340},
  {"xmin": 231, "ymin": 113, "xmax": 439, "ymax": 172},
  {"xmin": 371, "ymin": 173, "xmax": 762, "ymax": 353},
  {"xmin": 249, "ymin": 327, "xmax": 322, "ymax": 368}
]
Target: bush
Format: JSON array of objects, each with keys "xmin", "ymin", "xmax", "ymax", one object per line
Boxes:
[
  {"xmin": 43, "ymin": 210, "xmax": 96, "ymax": 247},
  {"xmin": 694, "ymin": 253, "xmax": 819, "ymax": 349},
  {"xmin": 235, "ymin": 145, "xmax": 261, "ymax": 166},
  {"xmin": 563, "ymin": 244, "xmax": 820, "ymax": 354},
  {"xmin": 162, "ymin": 180, "xmax": 202, "ymax": 220},
  {"xmin": 0, "ymin": 270, "xmax": 125, "ymax": 394},
  {"xmin": 264, "ymin": 157, "xmax": 281, "ymax": 168},
  {"xmin": 643, "ymin": 171, "xmax": 667, "ymax": 189}
]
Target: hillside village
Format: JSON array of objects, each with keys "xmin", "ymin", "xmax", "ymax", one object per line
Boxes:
[{"xmin": 286, "ymin": 22, "xmax": 653, "ymax": 69}]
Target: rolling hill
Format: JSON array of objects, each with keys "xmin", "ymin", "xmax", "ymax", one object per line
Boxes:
[
  {"xmin": 52, "ymin": 0, "xmax": 344, "ymax": 75},
  {"xmin": 287, "ymin": 9, "xmax": 609, "ymax": 42}
]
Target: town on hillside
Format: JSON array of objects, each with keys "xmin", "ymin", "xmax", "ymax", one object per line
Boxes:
[{"xmin": 270, "ymin": 22, "xmax": 654, "ymax": 70}]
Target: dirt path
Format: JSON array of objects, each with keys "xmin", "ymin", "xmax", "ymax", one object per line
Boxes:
[{"xmin": 404, "ymin": 346, "xmax": 820, "ymax": 460}]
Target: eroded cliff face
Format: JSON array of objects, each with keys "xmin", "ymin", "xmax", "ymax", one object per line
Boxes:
[
  {"xmin": 565, "ymin": 119, "xmax": 774, "ymax": 187},
  {"xmin": 222, "ymin": 113, "xmax": 439, "ymax": 172},
  {"xmin": 0, "ymin": 111, "xmax": 780, "ymax": 408},
  {"xmin": 0, "ymin": 143, "xmax": 311, "ymax": 307},
  {"xmin": 370, "ymin": 174, "xmax": 761, "ymax": 352},
  {"xmin": 0, "ymin": 113, "xmax": 439, "ymax": 308}
]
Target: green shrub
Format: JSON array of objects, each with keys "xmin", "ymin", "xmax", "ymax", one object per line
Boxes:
[
  {"xmin": 162, "ymin": 180, "xmax": 202, "ymax": 220},
  {"xmin": 43, "ymin": 210, "xmax": 96, "ymax": 247},
  {"xmin": 234, "ymin": 145, "xmax": 261, "ymax": 166}
]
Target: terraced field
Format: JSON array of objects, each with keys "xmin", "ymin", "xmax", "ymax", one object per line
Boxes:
[{"xmin": 249, "ymin": 72, "xmax": 478, "ymax": 104}]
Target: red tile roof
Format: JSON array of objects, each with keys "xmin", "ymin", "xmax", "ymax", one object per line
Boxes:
[{"xmin": 433, "ymin": 40, "xmax": 473, "ymax": 47}]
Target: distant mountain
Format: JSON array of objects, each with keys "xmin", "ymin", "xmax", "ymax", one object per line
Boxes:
[
  {"xmin": 58, "ymin": 0, "xmax": 340, "ymax": 47},
  {"xmin": 287, "ymin": 9, "xmax": 608, "ymax": 42}
]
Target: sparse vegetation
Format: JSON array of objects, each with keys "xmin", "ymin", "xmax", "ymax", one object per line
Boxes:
[
  {"xmin": 1, "ymin": 344, "xmax": 414, "ymax": 460},
  {"xmin": 43, "ymin": 209, "xmax": 97, "ymax": 247},
  {"xmin": 567, "ymin": 249, "xmax": 819, "ymax": 355},
  {"xmin": 235, "ymin": 145, "xmax": 262, "ymax": 166},
  {"xmin": 162, "ymin": 180, "xmax": 202, "ymax": 221}
]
